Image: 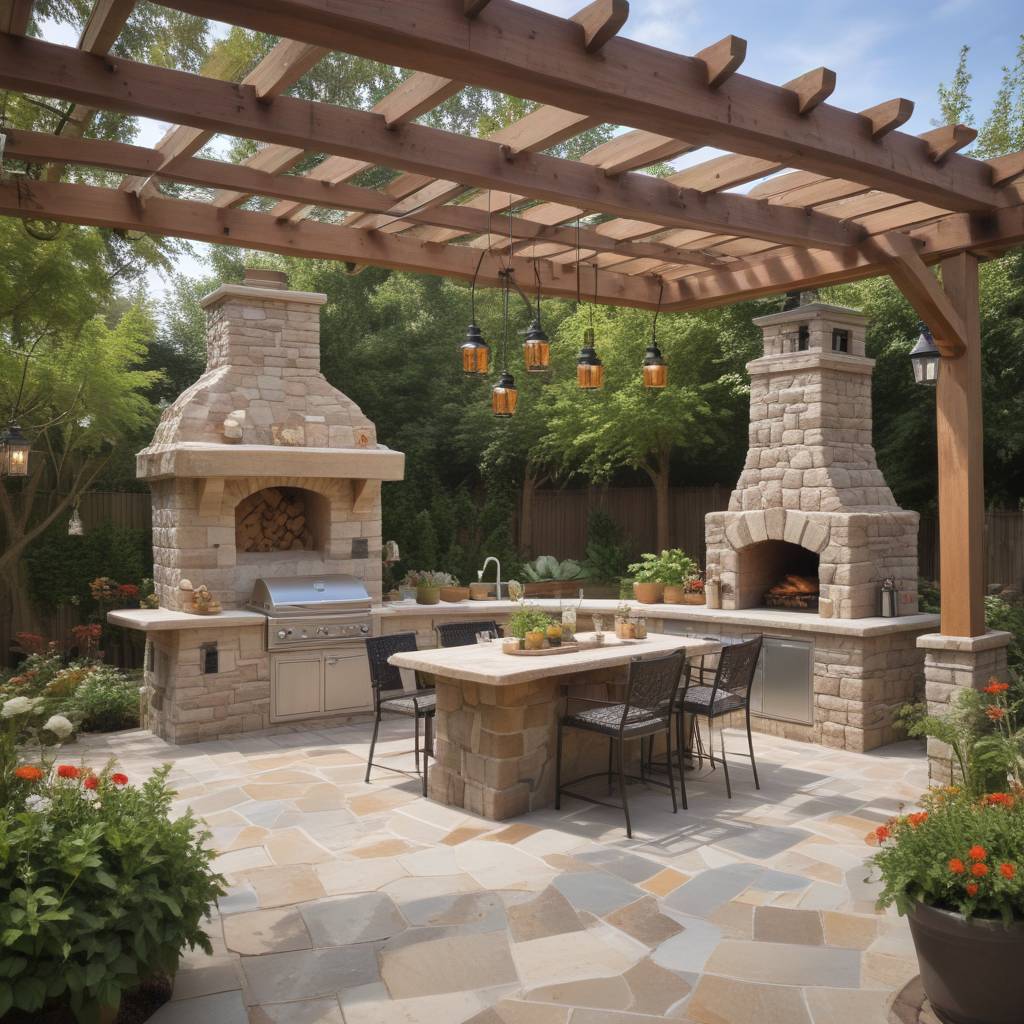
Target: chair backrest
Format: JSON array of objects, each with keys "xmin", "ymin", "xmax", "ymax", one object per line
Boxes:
[
  {"xmin": 623, "ymin": 650, "xmax": 687, "ymax": 726},
  {"xmin": 710, "ymin": 635, "xmax": 763, "ymax": 704},
  {"xmin": 436, "ymin": 620, "xmax": 499, "ymax": 648},
  {"xmin": 365, "ymin": 632, "xmax": 418, "ymax": 694}
]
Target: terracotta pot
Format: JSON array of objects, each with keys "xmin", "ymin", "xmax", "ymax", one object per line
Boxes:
[
  {"xmin": 439, "ymin": 586, "xmax": 470, "ymax": 602},
  {"xmin": 907, "ymin": 901, "xmax": 1024, "ymax": 1024},
  {"xmin": 415, "ymin": 586, "xmax": 440, "ymax": 605},
  {"xmin": 469, "ymin": 582, "xmax": 493, "ymax": 600},
  {"xmin": 633, "ymin": 582, "xmax": 664, "ymax": 604},
  {"xmin": 524, "ymin": 629, "xmax": 545, "ymax": 650},
  {"xmin": 523, "ymin": 580, "xmax": 582, "ymax": 598},
  {"xmin": 681, "ymin": 593, "xmax": 706, "ymax": 605},
  {"xmin": 663, "ymin": 585, "xmax": 686, "ymax": 604}
]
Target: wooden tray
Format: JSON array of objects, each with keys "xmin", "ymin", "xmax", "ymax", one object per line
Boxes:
[
  {"xmin": 187, "ymin": 603, "xmax": 222, "ymax": 615},
  {"xmin": 504, "ymin": 642, "xmax": 581, "ymax": 656}
]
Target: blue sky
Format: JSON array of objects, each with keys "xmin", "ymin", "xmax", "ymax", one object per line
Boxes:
[{"xmin": 39, "ymin": 1, "xmax": 1022, "ymax": 296}]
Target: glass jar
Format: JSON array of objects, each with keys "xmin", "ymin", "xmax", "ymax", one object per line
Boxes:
[{"xmin": 633, "ymin": 614, "xmax": 648, "ymax": 639}]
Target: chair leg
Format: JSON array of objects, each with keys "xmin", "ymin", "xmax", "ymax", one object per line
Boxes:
[
  {"xmin": 617, "ymin": 739, "xmax": 632, "ymax": 839},
  {"xmin": 720, "ymin": 722, "xmax": 732, "ymax": 799},
  {"xmin": 665, "ymin": 725, "xmax": 677, "ymax": 814},
  {"xmin": 413, "ymin": 714, "xmax": 421, "ymax": 776},
  {"xmin": 746, "ymin": 706, "xmax": 760, "ymax": 790},
  {"xmin": 607, "ymin": 737, "xmax": 614, "ymax": 796},
  {"xmin": 421, "ymin": 713, "xmax": 431, "ymax": 797},
  {"xmin": 555, "ymin": 722, "xmax": 564, "ymax": 810},
  {"xmin": 365, "ymin": 710, "xmax": 382, "ymax": 783},
  {"xmin": 676, "ymin": 715, "xmax": 688, "ymax": 811},
  {"xmin": 640, "ymin": 736, "xmax": 647, "ymax": 783}
]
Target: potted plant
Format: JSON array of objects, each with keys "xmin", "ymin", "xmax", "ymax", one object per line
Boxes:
[
  {"xmin": 521, "ymin": 556, "xmax": 588, "ymax": 598},
  {"xmin": 506, "ymin": 605, "xmax": 553, "ymax": 651},
  {"xmin": 679, "ymin": 574, "xmax": 706, "ymax": 606},
  {"xmin": 440, "ymin": 579, "xmax": 471, "ymax": 602},
  {"xmin": 869, "ymin": 679, "xmax": 1024, "ymax": 1024},
  {"xmin": 655, "ymin": 550, "xmax": 702, "ymax": 603},
  {"xmin": 629, "ymin": 549, "xmax": 701, "ymax": 604},
  {"xmin": 628, "ymin": 553, "xmax": 666, "ymax": 603},
  {"xmin": 402, "ymin": 571, "xmax": 455, "ymax": 605}
]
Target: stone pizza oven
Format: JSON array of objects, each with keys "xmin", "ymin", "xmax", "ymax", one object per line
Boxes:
[
  {"xmin": 138, "ymin": 268, "xmax": 404, "ymax": 610},
  {"xmin": 706, "ymin": 303, "xmax": 919, "ymax": 619}
]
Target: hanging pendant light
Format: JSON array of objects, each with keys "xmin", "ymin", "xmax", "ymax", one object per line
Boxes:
[
  {"xmin": 576, "ymin": 262, "xmax": 604, "ymax": 390},
  {"xmin": 0, "ymin": 421, "xmax": 30, "ymax": 477},
  {"xmin": 642, "ymin": 279, "xmax": 668, "ymax": 389},
  {"xmin": 493, "ymin": 206, "xmax": 518, "ymax": 416},
  {"xmin": 68, "ymin": 505, "xmax": 84, "ymax": 536},
  {"xmin": 460, "ymin": 249, "xmax": 491, "ymax": 377},
  {"xmin": 523, "ymin": 260, "xmax": 550, "ymax": 373},
  {"xmin": 909, "ymin": 321, "xmax": 941, "ymax": 386}
]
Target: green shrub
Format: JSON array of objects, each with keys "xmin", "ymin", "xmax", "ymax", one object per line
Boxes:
[
  {"xmin": 0, "ymin": 763, "xmax": 224, "ymax": 1020},
  {"xmin": 985, "ymin": 595, "xmax": 1024, "ymax": 674},
  {"xmin": 583, "ymin": 510, "xmax": 630, "ymax": 584},
  {"xmin": 68, "ymin": 667, "xmax": 141, "ymax": 733}
]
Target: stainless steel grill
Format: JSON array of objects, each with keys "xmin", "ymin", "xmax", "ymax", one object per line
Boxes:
[{"xmin": 248, "ymin": 575, "xmax": 374, "ymax": 651}]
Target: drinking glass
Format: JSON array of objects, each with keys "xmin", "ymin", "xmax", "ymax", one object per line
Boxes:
[
  {"xmin": 592, "ymin": 613, "xmax": 604, "ymax": 638},
  {"xmin": 476, "ymin": 630, "xmax": 495, "ymax": 645}
]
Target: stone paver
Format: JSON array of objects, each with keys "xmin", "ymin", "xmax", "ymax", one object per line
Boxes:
[{"xmin": 78, "ymin": 724, "xmax": 928, "ymax": 1023}]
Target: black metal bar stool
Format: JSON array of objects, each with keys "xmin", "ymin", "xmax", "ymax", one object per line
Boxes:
[
  {"xmin": 364, "ymin": 632, "xmax": 436, "ymax": 796},
  {"xmin": 555, "ymin": 650, "xmax": 687, "ymax": 838},
  {"xmin": 678, "ymin": 635, "xmax": 763, "ymax": 799},
  {"xmin": 436, "ymin": 620, "xmax": 500, "ymax": 648}
]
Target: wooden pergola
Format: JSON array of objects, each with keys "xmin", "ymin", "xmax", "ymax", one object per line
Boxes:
[{"xmin": 2, "ymin": 0, "xmax": 1022, "ymax": 640}]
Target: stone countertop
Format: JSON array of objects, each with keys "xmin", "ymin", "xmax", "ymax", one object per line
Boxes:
[
  {"xmin": 379, "ymin": 598, "xmax": 939, "ymax": 638},
  {"xmin": 108, "ymin": 608, "xmax": 267, "ymax": 631},
  {"xmin": 389, "ymin": 632, "xmax": 719, "ymax": 687}
]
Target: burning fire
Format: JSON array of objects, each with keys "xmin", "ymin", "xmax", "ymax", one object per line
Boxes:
[{"xmin": 766, "ymin": 575, "xmax": 819, "ymax": 597}]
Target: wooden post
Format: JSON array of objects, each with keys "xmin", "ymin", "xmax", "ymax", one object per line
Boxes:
[{"xmin": 936, "ymin": 253, "xmax": 986, "ymax": 636}]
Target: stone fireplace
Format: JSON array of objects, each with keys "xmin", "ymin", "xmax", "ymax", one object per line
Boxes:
[{"xmin": 706, "ymin": 303, "xmax": 919, "ymax": 618}]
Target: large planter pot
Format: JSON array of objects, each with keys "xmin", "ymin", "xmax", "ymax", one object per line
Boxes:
[
  {"xmin": 633, "ymin": 582, "xmax": 664, "ymax": 604},
  {"xmin": 907, "ymin": 901, "xmax": 1024, "ymax": 1024},
  {"xmin": 680, "ymin": 593, "xmax": 706, "ymax": 605},
  {"xmin": 415, "ymin": 586, "xmax": 441, "ymax": 605},
  {"xmin": 663, "ymin": 585, "xmax": 686, "ymax": 604},
  {"xmin": 440, "ymin": 586, "xmax": 470, "ymax": 602},
  {"xmin": 523, "ymin": 580, "xmax": 584, "ymax": 598}
]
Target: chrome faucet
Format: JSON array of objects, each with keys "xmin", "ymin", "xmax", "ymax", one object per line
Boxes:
[{"xmin": 478, "ymin": 557, "xmax": 502, "ymax": 600}]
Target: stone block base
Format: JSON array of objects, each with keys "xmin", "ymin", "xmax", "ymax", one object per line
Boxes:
[{"xmin": 917, "ymin": 631, "xmax": 1011, "ymax": 785}]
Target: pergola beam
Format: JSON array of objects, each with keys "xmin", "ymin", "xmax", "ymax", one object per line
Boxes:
[
  {"xmin": 0, "ymin": 178, "xmax": 667, "ymax": 307},
  {"xmin": 0, "ymin": 35, "xmax": 862, "ymax": 250},
  {"xmin": 570, "ymin": 0, "xmax": 628, "ymax": 55},
  {"xmin": 149, "ymin": 0, "xmax": 1012, "ymax": 213},
  {"xmin": 0, "ymin": 0, "xmax": 32, "ymax": 35}
]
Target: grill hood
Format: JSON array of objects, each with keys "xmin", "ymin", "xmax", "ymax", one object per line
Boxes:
[{"xmin": 248, "ymin": 574, "xmax": 372, "ymax": 615}]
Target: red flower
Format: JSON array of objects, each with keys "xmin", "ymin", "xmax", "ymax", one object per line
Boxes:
[
  {"xmin": 969, "ymin": 845, "xmax": 987, "ymax": 861},
  {"xmin": 985, "ymin": 793, "xmax": 1015, "ymax": 808},
  {"xmin": 983, "ymin": 681, "xmax": 1010, "ymax": 695},
  {"xmin": 971, "ymin": 862, "xmax": 990, "ymax": 878},
  {"xmin": 986, "ymin": 706, "xmax": 1006, "ymax": 721},
  {"xmin": 948, "ymin": 858, "xmax": 966, "ymax": 875},
  {"xmin": 83, "ymin": 776, "xmax": 99, "ymax": 790},
  {"xmin": 14, "ymin": 765, "xmax": 43, "ymax": 781},
  {"xmin": 908, "ymin": 812, "xmax": 928, "ymax": 828},
  {"xmin": 118, "ymin": 583, "xmax": 140, "ymax": 598},
  {"xmin": 56, "ymin": 765, "xmax": 80, "ymax": 779},
  {"xmin": 1000, "ymin": 863, "xmax": 1016, "ymax": 880},
  {"xmin": 111, "ymin": 773, "xmax": 128, "ymax": 786},
  {"xmin": 966, "ymin": 883, "xmax": 979, "ymax": 897}
]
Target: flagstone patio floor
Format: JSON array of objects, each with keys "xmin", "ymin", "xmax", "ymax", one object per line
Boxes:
[{"xmin": 78, "ymin": 719, "xmax": 933, "ymax": 1024}]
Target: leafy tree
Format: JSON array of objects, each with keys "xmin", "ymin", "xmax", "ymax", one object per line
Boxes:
[
  {"xmin": 936, "ymin": 44, "xmax": 975, "ymax": 130},
  {"xmin": 976, "ymin": 35, "xmax": 1024, "ymax": 159}
]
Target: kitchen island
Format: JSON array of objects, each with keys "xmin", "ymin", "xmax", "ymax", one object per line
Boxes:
[{"xmin": 389, "ymin": 633, "xmax": 718, "ymax": 820}]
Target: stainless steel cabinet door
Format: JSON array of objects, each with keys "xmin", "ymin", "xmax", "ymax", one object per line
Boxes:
[
  {"xmin": 272, "ymin": 653, "xmax": 323, "ymax": 721},
  {"xmin": 755, "ymin": 636, "xmax": 813, "ymax": 725},
  {"xmin": 324, "ymin": 648, "xmax": 373, "ymax": 713}
]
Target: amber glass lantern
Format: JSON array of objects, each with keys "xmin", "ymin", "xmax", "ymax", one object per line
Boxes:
[
  {"xmin": 642, "ymin": 341, "xmax": 668, "ymax": 389},
  {"xmin": 576, "ymin": 328, "xmax": 604, "ymax": 390},
  {"xmin": 523, "ymin": 319, "xmax": 550, "ymax": 373},
  {"xmin": 492, "ymin": 370, "xmax": 518, "ymax": 417},
  {"xmin": 460, "ymin": 323, "xmax": 490, "ymax": 377},
  {"xmin": 0, "ymin": 422, "xmax": 30, "ymax": 477}
]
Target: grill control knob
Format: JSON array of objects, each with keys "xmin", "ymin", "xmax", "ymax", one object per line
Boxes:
[
  {"xmin": 360, "ymin": 625, "xmax": 370, "ymax": 633},
  {"xmin": 316, "ymin": 626, "xmax": 329, "ymax": 637},
  {"xmin": 276, "ymin": 629, "xmax": 291, "ymax": 640}
]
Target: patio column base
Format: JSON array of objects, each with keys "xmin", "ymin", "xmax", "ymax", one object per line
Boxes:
[{"xmin": 916, "ymin": 630, "xmax": 1011, "ymax": 786}]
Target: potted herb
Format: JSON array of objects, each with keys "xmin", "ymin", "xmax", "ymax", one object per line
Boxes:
[
  {"xmin": 615, "ymin": 602, "xmax": 636, "ymax": 639},
  {"xmin": 869, "ymin": 679, "xmax": 1024, "ymax": 1024},
  {"xmin": 402, "ymin": 571, "xmax": 455, "ymax": 605},
  {"xmin": 629, "ymin": 550, "xmax": 701, "ymax": 604},
  {"xmin": 505, "ymin": 605, "xmax": 553, "ymax": 651},
  {"xmin": 628, "ymin": 553, "xmax": 666, "ymax": 603}
]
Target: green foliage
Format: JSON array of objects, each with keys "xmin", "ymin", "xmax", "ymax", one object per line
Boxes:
[
  {"xmin": 0, "ymin": 762, "xmax": 225, "ymax": 1021},
  {"xmin": 627, "ymin": 549, "xmax": 700, "ymax": 586},
  {"xmin": 936, "ymin": 44, "xmax": 975, "ymax": 130},
  {"xmin": 67, "ymin": 668, "xmax": 141, "ymax": 734},
  {"xmin": 24, "ymin": 522, "xmax": 151, "ymax": 613},
  {"xmin": 583, "ymin": 509, "xmax": 631, "ymax": 584},
  {"xmin": 985, "ymin": 596, "xmax": 1024, "ymax": 675},
  {"xmin": 870, "ymin": 788, "xmax": 1024, "ymax": 923},
  {"xmin": 506, "ymin": 604, "xmax": 554, "ymax": 639},
  {"xmin": 521, "ymin": 556, "xmax": 586, "ymax": 582},
  {"xmin": 918, "ymin": 579, "xmax": 941, "ymax": 615}
]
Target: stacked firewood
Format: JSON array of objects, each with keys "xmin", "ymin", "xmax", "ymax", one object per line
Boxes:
[{"xmin": 235, "ymin": 487, "xmax": 315, "ymax": 553}]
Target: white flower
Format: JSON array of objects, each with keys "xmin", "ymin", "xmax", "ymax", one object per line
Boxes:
[
  {"xmin": 42, "ymin": 714, "xmax": 74, "ymax": 740},
  {"xmin": 83, "ymin": 789, "xmax": 97, "ymax": 802},
  {"xmin": 25, "ymin": 794, "xmax": 52, "ymax": 814},
  {"xmin": 2, "ymin": 696, "xmax": 39, "ymax": 718}
]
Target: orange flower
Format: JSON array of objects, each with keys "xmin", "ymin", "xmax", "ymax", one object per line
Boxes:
[
  {"xmin": 966, "ymin": 883, "xmax": 979, "ymax": 897},
  {"xmin": 1000, "ymin": 863, "xmax": 1016, "ymax": 880},
  {"xmin": 875, "ymin": 825, "xmax": 890, "ymax": 842},
  {"xmin": 14, "ymin": 765, "xmax": 43, "ymax": 781},
  {"xmin": 56, "ymin": 765, "xmax": 80, "ymax": 779},
  {"xmin": 111, "ymin": 773, "xmax": 128, "ymax": 786},
  {"xmin": 908, "ymin": 812, "xmax": 928, "ymax": 828},
  {"xmin": 971, "ymin": 862, "xmax": 990, "ymax": 878},
  {"xmin": 986, "ymin": 706, "xmax": 1006, "ymax": 721},
  {"xmin": 969, "ymin": 845, "xmax": 987, "ymax": 861},
  {"xmin": 985, "ymin": 793, "xmax": 1015, "ymax": 808},
  {"xmin": 948, "ymin": 858, "xmax": 966, "ymax": 875},
  {"xmin": 83, "ymin": 775, "xmax": 99, "ymax": 790},
  {"xmin": 983, "ymin": 681, "xmax": 1010, "ymax": 695}
]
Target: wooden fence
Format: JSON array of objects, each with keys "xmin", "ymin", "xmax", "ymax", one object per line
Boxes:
[{"xmin": 523, "ymin": 486, "xmax": 1024, "ymax": 590}]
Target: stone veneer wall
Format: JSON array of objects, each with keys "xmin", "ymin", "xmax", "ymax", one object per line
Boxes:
[
  {"xmin": 705, "ymin": 304, "xmax": 918, "ymax": 619},
  {"xmin": 918, "ymin": 631, "xmax": 1011, "ymax": 785}
]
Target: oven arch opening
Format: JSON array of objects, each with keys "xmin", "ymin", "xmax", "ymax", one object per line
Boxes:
[
  {"xmin": 234, "ymin": 485, "xmax": 330, "ymax": 555},
  {"xmin": 735, "ymin": 539, "xmax": 820, "ymax": 610}
]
